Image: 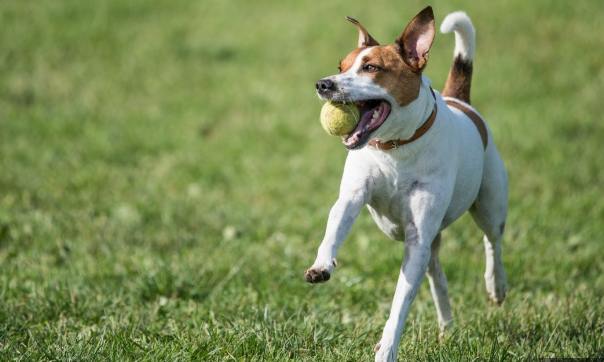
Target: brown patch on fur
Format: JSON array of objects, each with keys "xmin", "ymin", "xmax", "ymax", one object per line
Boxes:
[
  {"xmin": 339, "ymin": 47, "xmax": 365, "ymax": 73},
  {"xmin": 336, "ymin": 7, "xmax": 436, "ymax": 105},
  {"xmin": 360, "ymin": 45, "xmax": 421, "ymax": 106},
  {"xmin": 442, "ymin": 55, "xmax": 473, "ymax": 103}
]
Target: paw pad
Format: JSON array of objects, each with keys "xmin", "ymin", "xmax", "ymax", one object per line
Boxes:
[{"xmin": 304, "ymin": 268, "xmax": 331, "ymax": 283}]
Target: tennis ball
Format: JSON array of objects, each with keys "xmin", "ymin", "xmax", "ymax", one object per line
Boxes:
[{"xmin": 320, "ymin": 102, "xmax": 360, "ymax": 136}]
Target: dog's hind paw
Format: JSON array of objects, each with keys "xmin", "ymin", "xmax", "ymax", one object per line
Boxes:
[{"xmin": 304, "ymin": 267, "xmax": 331, "ymax": 283}]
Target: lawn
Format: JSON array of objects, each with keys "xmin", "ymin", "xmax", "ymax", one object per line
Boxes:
[{"xmin": 1, "ymin": 0, "xmax": 603, "ymax": 360}]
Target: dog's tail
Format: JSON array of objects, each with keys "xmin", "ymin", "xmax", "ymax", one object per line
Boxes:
[{"xmin": 440, "ymin": 11, "xmax": 475, "ymax": 104}]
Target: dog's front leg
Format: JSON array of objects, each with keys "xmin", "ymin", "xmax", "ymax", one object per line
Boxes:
[
  {"xmin": 375, "ymin": 189, "xmax": 447, "ymax": 362},
  {"xmin": 374, "ymin": 238, "xmax": 432, "ymax": 361},
  {"xmin": 305, "ymin": 188, "xmax": 367, "ymax": 283}
]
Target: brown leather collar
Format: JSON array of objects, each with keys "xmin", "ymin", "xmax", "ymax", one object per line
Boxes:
[{"xmin": 368, "ymin": 89, "xmax": 437, "ymax": 151}]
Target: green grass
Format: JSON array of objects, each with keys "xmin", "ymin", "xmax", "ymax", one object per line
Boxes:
[{"xmin": 1, "ymin": 0, "xmax": 603, "ymax": 360}]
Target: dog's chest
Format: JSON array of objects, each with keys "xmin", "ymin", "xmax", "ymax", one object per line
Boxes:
[
  {"xmin": 365, "ymin": 161, "xmax": 423, "ymax": 241},
  {"xmin": 367, "ymin": 198, "xmax": 407, "ymax": 241}
]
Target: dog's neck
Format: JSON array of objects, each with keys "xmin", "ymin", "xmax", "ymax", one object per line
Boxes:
[{"xmin": 371, "ymin": 76, "xmax": 436, "ymax": 143}]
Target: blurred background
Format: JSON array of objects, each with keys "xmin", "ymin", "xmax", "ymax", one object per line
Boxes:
[{"xmin": 1, "ymin": 0, "xmax": 603, "ymax": 360}]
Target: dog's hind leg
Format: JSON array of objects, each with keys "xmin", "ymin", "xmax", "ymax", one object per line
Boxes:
[
  {"xmin": 469, "ymin": 146, "xmax": 508, "ymax": 304},
  {"xmin": 426, "ymin": 233, "xmax": 453, "ymax": 333}
]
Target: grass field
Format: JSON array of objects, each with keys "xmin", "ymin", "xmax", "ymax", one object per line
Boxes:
[{"xmin": 1, "ymin": 0, "xmax": 603, "ymax": 360}]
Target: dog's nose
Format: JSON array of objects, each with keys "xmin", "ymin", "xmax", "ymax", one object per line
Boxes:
[{"xmin": 316, "ymin": 79, "xmax": 335, "ymax": 92}]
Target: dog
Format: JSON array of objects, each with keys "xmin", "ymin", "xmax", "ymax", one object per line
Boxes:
[{"xmin": 306, "ymin": 6, "xmax": 508, "ymax": 361}]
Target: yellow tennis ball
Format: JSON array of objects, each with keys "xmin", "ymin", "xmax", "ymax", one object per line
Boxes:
[{"xmin": 320, "ymin": 102, "xmax": 360, "ymax": 136}]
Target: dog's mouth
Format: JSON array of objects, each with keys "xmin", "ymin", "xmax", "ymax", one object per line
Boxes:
[{"xmin": 343, "ymin": 99, "xmax": 391, "ymax": 150}]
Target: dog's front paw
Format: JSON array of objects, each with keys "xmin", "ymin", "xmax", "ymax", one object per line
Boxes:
[
  {"xmin": 304, "ymin": 267, "xmax": 331, "ymax": 283},
  {"xmin": 374, "ymin": 340, "xmax": 397, "ymax": 362},
  {"xmin": 485, "ymin": 274, "xmax": 506, "ymax": 305},
  {"xmin": 487, "ymin": 286, "xmax": 506, "ymax": 305}
]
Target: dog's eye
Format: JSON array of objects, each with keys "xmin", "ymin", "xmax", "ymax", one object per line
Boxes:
[{"xmin": 362, "ymin": 64, "xmax": 380, "ymax": 72}]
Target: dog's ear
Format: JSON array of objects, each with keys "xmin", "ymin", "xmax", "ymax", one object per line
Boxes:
[
  {"xmin": 346, "ymin": 16, "xmax": 379, "ymax": 48},
  {"xmin": 396, "ymin": 6, "xmax": 435, "ymax": 71}
]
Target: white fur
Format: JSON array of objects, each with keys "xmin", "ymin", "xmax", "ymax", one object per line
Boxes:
[
  {"xmin": 426, "ymin": 234, "xmax": 453, "ymax": 332},
  {"xmin": 440, "ymin": 11, "xmax": 475, "ymax": 61},
  {"xmin": 308, "ymin": 12, "xmax": 507, "ymax": 362}
]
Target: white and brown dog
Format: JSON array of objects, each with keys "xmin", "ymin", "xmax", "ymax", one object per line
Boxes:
[{"xmin": 306, "ymin": 6, "xmax": 508, "ymax": 361}]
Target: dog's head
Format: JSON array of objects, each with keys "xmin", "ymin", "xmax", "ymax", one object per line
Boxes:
[{"xmin": 316, "ymin": 6, "xmax": 436, "ymax": 149}]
